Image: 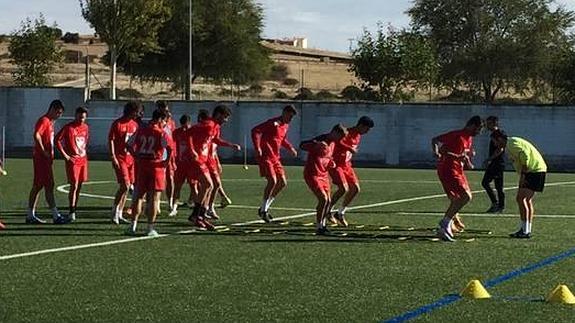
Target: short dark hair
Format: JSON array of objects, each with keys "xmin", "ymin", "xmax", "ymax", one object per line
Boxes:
[
  {"xmin": 152, "ymin": 109, "xmax": 168, "ymax": 121},
  {"xmin": 331, "ymin": 123, "xmax": 348, "ymax": 136},
  {"xmin": 283, "ymin": 104, "xmax": 297, "ymax": 115},
  {"xmin": 197, "ymin": 109, "xmax": 209, "ymax": 122},
  {"xmin": 123, "ymin": 101, "xmax": 142, "ymax": 117},
  {"xmin": 49, "ymin": 100, "xmax": 64, "ymax": 111},
  {"xmin": 357, "ymin": 116, "xmax": 374, "ymax": 128},
  {"xmin": 212, "ymin": 104, "xmax": 231, "ymax": 118},
  {"xmin": 179, "ymin": 114, "xmax": 191, "ymax": 126},
  {"xmin": 486, "ymin": 116, "xmax": 498, "ymax": 122},
  {"xmin": 466, "ymin": 115, "xmax": 482, "ymax": 127},
  {"xmin": 156, "ymin": 100, "xmax": 169, "ymax": 111},
  {"xmin": 75, "ymin": 106, "xmax": 89, "ymax": 115},
  {"xmin": 491, "ymin": 129, "xmax": 508, "ymax": 140}
]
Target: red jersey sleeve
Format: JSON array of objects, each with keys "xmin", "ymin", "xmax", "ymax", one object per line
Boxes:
[
  {"xmin": 251, "ymin": 120, "xmax": 269, "ymax": 151},
  {"xmin": 54, "ymin": 124, "xmax": 67, "ymax": 155}
]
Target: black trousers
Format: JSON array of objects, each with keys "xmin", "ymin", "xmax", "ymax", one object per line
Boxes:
[{"xmin": 482, "ymin": 167, "xmax": 505, "ymax": 208}]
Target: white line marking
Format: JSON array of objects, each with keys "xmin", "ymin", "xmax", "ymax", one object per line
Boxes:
[
  {"xmin": 397, "ymin": 212, "xmax": 575, "ymax": 219},
  {"xmin": 4, "ymin": 180, "xmax": 574, "ymax": 261}
]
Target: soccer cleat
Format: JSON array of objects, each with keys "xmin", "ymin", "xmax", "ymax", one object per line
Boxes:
[
  {"xmin": 496, "ymin": 207, "xmax": 505, "ymax": 214},
  {"xmin": 190, "ymin": 215, "xmax": 207, "ymax": 229},
  {"xmin": 68, "ymin": 212, "xmax": 76, "ymax": 222},
  {"xmin": 206, "ymin": 209, "xmax": 220, "ymax": 220},
  {"xmin": 112, "ymin": 216, "xmax": 131, "ymax": 225},
  {"xmin": 326, "ymin": 213, "xmax": 338, "ymax": 225},
  {"xmin": 201, "ymin": 218, "xmax": 216, "ymax": 231},
  {"xmin": 334, "ymin": 212, "xmax": 349, "ymax": 227},
  {"xmin": 168, "ymin": 208, "xmax": 178, "ymax": 217},
  {"xmin": 315, "ymin": 226, "xmax": 331, "ymax": 236},
  {"xmin": 0, "ymin": 221, "xmax": 5, "ymax": 230},
  {"xmin": 258, "ymin": 208, "xmax": 271, "ymax": 223},
  {"xmin": 485, "ymin": 205, "xmax": 499, "ymax": 213},
  {"xmin": 125, "ymin": 227, "xmax": 137, "ymax": 236},
  {"xmin": 53, "ymin": 215, "xmax": 71, "ymax": 225},
  {"xmin": 437, "ymin": 227, "xmax": 456, "ymax": 242},
  {"xmin": 146, "ymin": 229, "xmax": 160, "ymax": 237},
  {"xmin": 220, "ymin": 196, "xmax": 232, "ymax": 208},
  {"xmin": 25, "ymin": 215, "xmax": 46, "ymax": 224},
  {"xmin": 509, "ymin": 230, "xmax": 531, "ymax": 239}
]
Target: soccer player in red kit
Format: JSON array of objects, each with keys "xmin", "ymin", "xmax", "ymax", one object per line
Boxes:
[
  {"xmin": 0, "ymin": 161, "xmax": 7, "ymax": 229},
  {"xmin": 156, "ymin": 100, "xmax": 177, "ymax": 213},
  {"xmin": 171, "ymin": 114, "xmax": 194, "ymax": 216},
  {"xmin": 431, "ymin": 116, "xmax": 482, "ymax": 242},
  {"xmin": 300, "ymin": 124, "xmax": 347, "ymax": 235},
  {"xmin": 187, "ymin": 105, "xmax": 240, "ymax": 229},
  {"xmin": 26, "ymin": 100, "xmax": 67, "ymax": 224},
  {"xmin": 328, "ymin": 116, "xmax": 374, "ymax": 226},
  {"xmin": 55, "ymin": 106, "xmax": 90, "ymax": 222},
  {"xmin": 108, "ymin": 101, "xmax": 142, "ymax": 224},
  {"xmin": 204, "ymin": 108, "xmax": 238, "ymax": 220},
  {"xmin": 251, "ymin": 105, "xmax": 298, "ymax": 223},
  {"xmin": 126, "ymin": 109, "xmax": 173, "ymax": 236}
]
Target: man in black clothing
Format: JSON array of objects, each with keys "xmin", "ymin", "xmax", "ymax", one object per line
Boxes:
[{"xmin": 482, "ymin": 116, "xmax": 505, "ymax": 213}]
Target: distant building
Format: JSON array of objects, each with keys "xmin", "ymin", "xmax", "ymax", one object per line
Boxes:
[{"xmin": 264, "ymin": 37, "xmax": 308, "ymax": 49}]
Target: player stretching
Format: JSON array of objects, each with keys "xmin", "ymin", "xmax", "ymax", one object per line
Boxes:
[
  {"xmin": 26, "ymin": 100, "xmax": 67, "ymax": 224},
  {"xmin": 300, "ymin": 125, "xmax": 347, "ymax": 235},
  {"xmin": 482, "ymin": 116, "xmax": 506, "ymax": 213},
  {"xmin": 187, "ymin": 105, "xmax": 240, "ymax": 229},
  {"xmin": 55, "ymin": 106, "xmax": 90, "ymax": 222},
  {"xmin": 156, "ymin": 101, "xmax": 177, "ymax": 213},
  {"xmin": 492, "ymin": 132, "xmax": 547, "ymax": 239},
  {"xmin": 432, "ymin": 116, "xmax": 482, "ymax": 242},
  {"xmin": 251, "ymin": 105, "xmax": 298, "ymax": 223},
  {"xmin": 108, "ymin": 101, "xmax": 142, "ymax": 224},
  {"xmin": 328, "ymin": 116, "xmax": 374, "ymax": 226},
  {"xmin": 171, "ymin": 114, "xmax": 193, "ymax": 216},
  {"xmin": 126, "ymin": 109, "xmax": 173, "ymax": 236}
]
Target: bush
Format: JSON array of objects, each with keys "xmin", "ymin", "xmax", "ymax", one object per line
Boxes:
[
  {"xmin": 62, "ymin": 32, "xmax": 80, "ymax": 44},
  {"xmin": 274, "ymin": 90, "xmax": 289, "ymax": 99},
  {"xmin": 341, "ymin": 85, "xmax": 364, "ymax": 101},
  {"xmin": 283, "ymin": 78, "xmax": 299, "ymax": 86},
  {"xmin": 269, "ymin": 63, "xmax": 289, "ymax": 80},
  {"xmin": 248, "ymin": 84, "xmax": 264, "ymax": 94},
  {"xmin": 293, "ymin": 87, "xmax": 315, "ymax": 100},
  {"xmin": 316, "ymin": 90, "xmax": 337, "ymax": 100}
]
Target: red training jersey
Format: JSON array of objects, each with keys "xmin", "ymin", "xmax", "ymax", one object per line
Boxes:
[
  {"xmin": 187, "ymin": 118, "xmax": 233, "ymax": 163},
  {"xmin": 129, "ymin": 123, "xmax": 173, "ymax": 168},
  {"xmin": 301, "ymin": 134, "xmax": 336, "ymax": 178},
  {"xmin": 33, "ymin": 115, "xmax": 55, "ymax": 160},
  {"xmin": 55, "ymin": 121, "xmax": 90, "ymax": 165},
  {"xmin": 436, "ymin": 129, "xmax": 474, "ymax": 172},
  {"xmin": 108, "ymin": 117, "xmax": 139, "ymax": 161},
  {"xmin": 251, "ymin": 116, "xmax": 294, "ymax": 161},
  {"xmin": 173, "ymin": 126, "xmax": 190, "ymax": 163},
  {"xmin": 333, "ymin": 128, "xmax": 362, "ymax": 167}
]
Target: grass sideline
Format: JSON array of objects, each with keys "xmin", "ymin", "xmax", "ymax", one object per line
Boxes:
[{"xmin": 1, "ymin": 159, "xmax": 575, "ymax": 322}]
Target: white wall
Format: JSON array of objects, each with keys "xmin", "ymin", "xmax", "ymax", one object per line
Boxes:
[{"xmin": 1, "ymin": 87, "xmax": 574, "ymax": 170}]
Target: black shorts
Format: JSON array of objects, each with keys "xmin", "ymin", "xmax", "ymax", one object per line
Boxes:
[{"xmin": 522, "ymin": 172, "xmax": 546, "ymax": 192}]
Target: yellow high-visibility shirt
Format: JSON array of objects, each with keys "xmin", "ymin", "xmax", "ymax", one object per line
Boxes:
[{"xmin": 506, "ymin": 137, "xmax": 547, "ymax": 173}]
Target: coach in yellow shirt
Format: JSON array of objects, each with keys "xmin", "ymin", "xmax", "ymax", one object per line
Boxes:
[{"xmin": 492, "ymin": 131, "xmax": 547, "ymax": 239}]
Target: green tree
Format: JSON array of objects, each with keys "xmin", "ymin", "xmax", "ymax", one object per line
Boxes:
[
  {"xmin": 409, "ymin": 0, "xmax": 575, "ymax": 104},
  {"xmin": 9, "ymin": 16, "xmax": 62, "ymax": 86},
  {"xmin": 80, "ymin": 0, "xmax": 171, "ymax": 99},
  {"xmin": 120, "ymin": 0, "xmax": 271, "ymax": 99},
  {"xmin": 350, "ymin": 25, "xmax": 438, "ymax": 102}
]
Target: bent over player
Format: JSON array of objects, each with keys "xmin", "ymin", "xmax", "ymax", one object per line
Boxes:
[
  {"xmin": 300, "ymin": 124, "xmax": 347, "ymax": 235},
  {"xmin": 431, "ymin": 116, "xmax": 482, "ymax": 241}
]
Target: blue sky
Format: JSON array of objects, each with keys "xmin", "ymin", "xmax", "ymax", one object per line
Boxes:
[{"xmin": 1, "ymin": 0, "xmax": 575, "ymax": 52}]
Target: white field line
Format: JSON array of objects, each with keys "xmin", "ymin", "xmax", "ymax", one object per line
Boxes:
[
  {"xmin": 3, "ymin": 180, "xmax": 574, "ymax": 261},
  {"xmin": 398, "ymin": 212, "xmax": 575, "ymax": 219}
]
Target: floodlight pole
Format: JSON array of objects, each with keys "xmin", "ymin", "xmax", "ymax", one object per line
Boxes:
[{"xmin": 187, "ymin": 0, "xmax": 193, "ymax": 100}]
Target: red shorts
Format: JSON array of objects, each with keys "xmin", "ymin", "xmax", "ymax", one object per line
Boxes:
[
  {"xmin": 437, "ymin": 167, "xmax": 470, "ymax": 200},
  {"xmin": 304, "ymin": 175, "xmax": 331, "ymax": 196},
  {"xmin": 66, "ymin": 161, "xmax": 88, "ymax": 184},
  {"xmin": 114, "ymin": 157, "xmax": 135, "ymax": 185},
  {"xmin": 207, "ymin": 157, "xmax": 221, "ymax": 175},
  {"xmin": 33, "ymin": 156, "xmax": 54, "ymax": 187},
  {"xmin": 135, "ymin": 165, "xmax": 166, "ymax": 194},
  {"xmin": 258, "ymin": 158, "xmax": 285, "ymax": 179},
  {"xmin": 329, "ymin": 165, "xmax": 358, "ymax": 186},
  {"xmin": 189, "ymin": 160, "xmax": 210, "ymax": 182}
]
